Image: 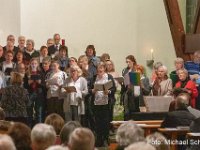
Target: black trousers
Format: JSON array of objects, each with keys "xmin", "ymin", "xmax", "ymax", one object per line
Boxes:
[
  {"xmin": 47, "ymin": 97, "xmax": 64, "ymax": 118},
  {"xmin": 94, "ymin": 104, "xmax": 109, "ymax": 147}
]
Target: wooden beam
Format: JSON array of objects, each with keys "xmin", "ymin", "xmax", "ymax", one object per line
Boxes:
[
  {"xmin": 163, "ymin": 0, "xmax": 191, "ymax": 61},
  {"xmin": 192, "ymin": 0, "xmax": 200, "ymax": 33}
]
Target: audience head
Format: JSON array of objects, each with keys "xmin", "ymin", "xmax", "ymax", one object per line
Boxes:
[
  {"xmin": 0, "ymin": 121, "xmax": 13, "ymax": 134},
  {"xmin": 53, "ymin": 34, "xmax": 61, "ymax": 45},
  {"xmin": 46, "ymin": 145, "xmax": 68, "ymax": 150},
  {"xmin": 60, "ymin": 121, "xmax": 81, "ymax": 145},
  {"xmin": 0, "ymin": 46, "xmax": 3, "ymax": 57},
  {"xmin": 126, "ymin": 55, "xmax": 137, "ymax": 70},
  {"xmin": 177, "ymin": 69, "xmax": 188, "ymax": 81},
  {"xmin": 157, "ymin": 65, "xmax": 168, "ymax": 79},
  {"xmin": 7, "ymin": 122, "xmax": 31, "ymax": 150},
  {"xmin": 26, "ymin": 39, "xmax": 35, "ymax": 52},
  {"xmin": 47, "ymin": 38, "xmax": 54, "ymax": 47},
  {"xmin": 0, "ymin": 134, "xmax": 16, "ymax": 150},
  {"xmin": 40, "ymin": 46, "xmax": 48, "ymax": 57},
  {"xmin": 68, "ymin": 127, "xmax": 95, "ymax": 150},
  {"xmin": 175, "ymin": 93, "xmax": 190, "ymax": 110},
  {"xmin": 10, "ymin": 72, "xmax": 23, "ymax": 86},
  {"xmin": 7, "ymin": 35, "xmax": 15, "ymax": 44},
  {"xmin": 105, "ymin": 59, "xmax": 115, "ymax": 72},
  {"xmin": 45, "ymin": 113, "xmax": 65, "ymax": 135},
  {"xmin": 31, "ymin": 123, "xmax": 56, "ymax": 150},
  {"xmin": 0, "ymin": 108, "xmax": 5, "ymax": 120},
  {"xmin": 59, "ymin": 46, "xmax": 68, "ymax": 58},
  {"xmin": 116, "ymin": 121, "xmax": 145, "ymax": 147},
  {"xmin": 146, "ymin": 132, "xmax": 170, "ymax": 150},
  {"xmin": 85, "ymin": 45, "xmax": 96, "ymax": 57},
  {"xmin": 174, "ymin": 57, "xmax": 184, "ymax": 70},
  {"xmin": 18, "ymin": 36, "xmax": 26, "ymax": 47},
  {"xmin": 125, "ymin": 142, "xmax": 155, "ymax": 150},
  {"xmin": 194, "ymin": 50, "xmax": 200, "ymax": 64},
  {"xmin": 101, "ymin": 53, "xmax": 110, "ymax": 62}
]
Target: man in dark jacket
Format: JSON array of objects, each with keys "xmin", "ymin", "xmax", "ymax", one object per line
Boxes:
[{"xmin": 161, "ymin": 93, "xmax": 195, "ymax": 128}]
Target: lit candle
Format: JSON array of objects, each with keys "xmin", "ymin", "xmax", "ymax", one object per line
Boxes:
[{"xmin": 151, "ymin": 49, "xmax": 154, "ymax": 60}]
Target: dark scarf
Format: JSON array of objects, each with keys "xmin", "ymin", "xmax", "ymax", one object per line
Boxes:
[{"xmin": 180, "ymin": 77, "xmax": 190, "ymax": 88}]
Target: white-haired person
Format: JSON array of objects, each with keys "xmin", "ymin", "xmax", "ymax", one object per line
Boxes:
[
  {"xmin": 68, "ymin": 128, "xmax": 95, "ymax": 150},
  {"xmin": 152, "ymin": 65, "xmax": 172, "ymax": 96},
  {"xmin": 116, "ymin": 121, "xmax": 145, "ymax": 149},
  {"xmin": 0, "ymin": 134, "xmax": 16, "ymax": 150},
  {"xmin": 23, "ymin": 39, "xmax": 40, "ymax": 67},
  {"xmin": 174, "ymin": 69, "xmax": 198, "ymax": 108},
  {"xmin": 31, "ymin": 123, "xmax": 56, "ymax": 150},
  {"xmin": 146, "ymin": 132, "xmax": 170, "ymax": 150},
  {"xmin": 61, "ymin": 65, "xmax": 88, "ymax": 122},
  {"xmin": 170, "ymin": 57, "xmax": 184, "ymax": 87},
  {"xmin": 125, "ymin": 142, "xmax": 155, "ymax": 150}
]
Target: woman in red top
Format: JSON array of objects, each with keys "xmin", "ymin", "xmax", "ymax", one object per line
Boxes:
[{"xmin": 175, "ymin": 69, "xmax": 198, "ymax": 108}]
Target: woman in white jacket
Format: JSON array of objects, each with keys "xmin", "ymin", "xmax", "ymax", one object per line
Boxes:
[{"xmin": 61, "ymin": 65, "xmax": 88, "ymax": 123}]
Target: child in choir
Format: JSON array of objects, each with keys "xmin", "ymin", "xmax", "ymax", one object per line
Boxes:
[
  {"xmin": 24, "ymin": 58, "xmax": 44, "ymax": 126},
  {"xmin": 0, "ymin": 50, "xmax": 16, "ymax": 86},
  {"xmin": 61, "ymin": 65, "xmax": 88, "ymax": 123},
  {"xmin": 55, "ymin": 46, "xmax": 69, "ymax": 71},
  {"xmin": 46, "ymin": 60, "xmax": 67, "ymax": 117}
]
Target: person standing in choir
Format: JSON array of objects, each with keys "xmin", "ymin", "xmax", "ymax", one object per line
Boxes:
[
  {"xmin": 85, "ymin": 45, "xmax": 100, "ymax": 68},
  {"xmin": 61, "ymin": 65, "xmax": 88, "ymax": 123},
  {"xmin": 55, "ymin": 46, "xmax": 69, "ymax": 71},
  {"xmin": 24, "ymin": 58, "xmax": 44, "ymax": 126},
  {"xmin": 120, "ymin": 55, "xmax": 140, "ymax": 120},
  {"xmin": 23, "ymin": 39, "xmax": 40, "ymax": 68},
  {"xmin": 78, "ymin": 55, "xmax": 96, "ymax": 130},
  {"xmin": 90, "ymin": 62, "xmax": 116, "ymax": 147},
  {"xmin": 48, "ymin": 33, "xmax": 61, "ymax": 58},
  {"xmin": 152, "ymin": 65, "xmax": 172, "ymax": 96},
  {"xmin": 39, "ymin": 46, "xmax": 50, "ymax": 67},
  {"xmin": 46, "ymin": 60, "xmax": 67, "ymax": 117}
]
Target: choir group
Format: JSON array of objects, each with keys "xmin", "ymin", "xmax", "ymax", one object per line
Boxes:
[{"xmin": 0, "ymin": 33, "xmax": 200, "ymax": 148}]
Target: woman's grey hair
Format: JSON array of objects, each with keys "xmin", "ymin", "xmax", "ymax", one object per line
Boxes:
[
  {"xmin": 125, "ymin": 142, "xmax": 156, "ymax": 150},
  {"xmin": 146, "ymin": 132, "xmax": 170, "ymax": 150},
  {"xmin": 116, "ymin": 121, "xmax": 145, "ymax": 147},
  {"xmin": 158, "ymin": 65, "xmax": 168, "ymax": 74},
  {"xmin": 70, "ymin": 65, "xmax": 83, "ymax": 77},
  {"xmin": 177, "ymin": 68, "xmax": 188, "ymax": 76},
  {"xmin": 0, "ymin": 134, "xmax": 16, "ymax": 150},
  {"xmin": 26, "ymin": 39, "xmax": 35, "ymax": 48},
  {"xmin": 46, "ymin": 145, "xmax": 68, "ymax": 150},
  {"xmin": 31, "ymin": 123, "xmax": 56, "ymax": 150},
  {"xmin": 174, "ymin": 57, "xmax": 184, "ymax": 64},
  {"xmin": 153, "ymin": 62, "xmax": 163, "ymax": 70}
]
